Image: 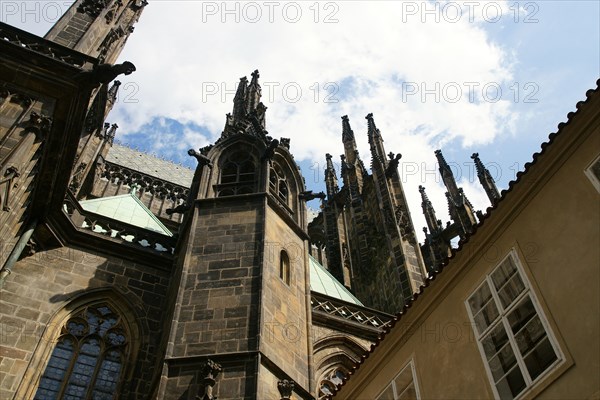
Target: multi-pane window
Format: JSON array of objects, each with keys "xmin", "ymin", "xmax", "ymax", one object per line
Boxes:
[
  {"xmin": 466, "ymin": 252, "xmax": 562, "ymax": 399},
  {"xmin": 376, "ymin": 361, "xmax": 419, "ymax": 400},
  {"xmin": 34, "ymin": 303, "xmax": 129, "ymax": 400},
  {"xmin": 216, "ymin": 150, "xmax": 256, "ymax": 197}
]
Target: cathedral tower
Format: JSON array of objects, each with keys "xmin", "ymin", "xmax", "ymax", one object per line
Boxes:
[
  {"xmin": 43, "ymin": 0, "xmax": 147, "ymax": 200},
  {"xmin": 158, "ymin": 71, "xmax": 314, "ymax": 399},
  {"xmin": 311, "ymin": 114, "xmax": 428, "ymax": 314}
]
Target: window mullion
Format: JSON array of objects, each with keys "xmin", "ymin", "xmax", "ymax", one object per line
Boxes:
[
  {"xmin": 502, "ymin": 313, "xmax": 533, "ymax": 387},
  {"xmin": 56, "ymin": 336, "xmax": 81, "ymax": 400},
  {"xmin": 85, "ymin": 341, "xmax": 106, "ymax": 399},
  {"xmin": 489, "ymin": 270, "xmax": 534, "ymax": 388}
]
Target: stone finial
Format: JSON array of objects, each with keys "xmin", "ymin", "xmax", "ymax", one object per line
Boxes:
[
  {"xmin": 277, "ymin": 379, "xmax": 294, "ymax": 400},
  {"xmin": 471, "ymin": 152, "xmax": 500, "ymax": 204},
  {"xmin": 385, "ymin": 152, "xmax": 402, "ymax": 177},
  {"xmin": 341, "ymin": 115, "xmax": 355, "ymax": 143},
  {"xmin": 196, "ymin": 359, "xmax": 222, "ymax": 400},
  {"xmin": 108, "ymin": 80, "xmax": 121, "ymax": 102}
]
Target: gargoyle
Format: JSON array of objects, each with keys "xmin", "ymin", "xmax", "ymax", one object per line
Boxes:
[
  {"xmin": 299, "ymin": 191, "xmax": 326, "ymax": 201},
  {"xmin": 261, "ymin": 139, "xmax": 279, "ymax": 162},
  {"xmin": 76, "ymin": 61, "xmax": 136, "ymax": 85},
  {"xmin": 188, "ymin": 149, "xmax": 213, "ymax": 168}
]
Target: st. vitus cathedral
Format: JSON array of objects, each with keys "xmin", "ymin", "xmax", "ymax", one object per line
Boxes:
[{"xmin": 3, "ymin": 1, "xmax": 596, "ymax": 400}]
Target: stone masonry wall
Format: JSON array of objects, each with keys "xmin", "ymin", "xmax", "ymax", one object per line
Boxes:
[
  {"xmin": 260, "ymin": 206, "xmax": 310, "ymax": 391},
  {"xmin": 160, "ymin": 195, "xmax": 265, "ymax": 399},
  {"xmin": 0, "ymin": 244, "xmax": 172, "ymax": 399}
]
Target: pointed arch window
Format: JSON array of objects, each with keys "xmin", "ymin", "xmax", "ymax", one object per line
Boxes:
[
  {"xmin": 269, "ymin": 162, "xmax": 289, "ymax": 206},
  {"xmin": 280, "ymin": 250, "xmax": 290, "ymax": 285},
  {"xmin": 217, "ymin": 150, "xmax": 257, "ymax": 197},
  {"xmin": 34, "ymin": 302, "xmax": 130, "ymax": 400}
]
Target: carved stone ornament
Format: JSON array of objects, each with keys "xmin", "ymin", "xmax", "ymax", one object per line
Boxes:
[
  {"xmin": 196, "ymin": 359, "xmax": 222, "ymax": 400},
  {"xmin": 77, "ymin": 0, "xmax": 110, "ymax": 18},
  {"xmin": 277, "ymin": 379, "xmax": 294, "ymax": 400},
  {"xmin": 25, "ymin": 112, "xmax": 53, "ymax": 138},
  {"xmin": 76, "ymin": 61, "xmax": 136, "ymax": 85}
]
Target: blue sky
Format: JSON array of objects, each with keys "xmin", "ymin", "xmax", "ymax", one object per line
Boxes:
[{"xmin": 3, "ymin": 0, "xmax": 599, "ymax": 240}]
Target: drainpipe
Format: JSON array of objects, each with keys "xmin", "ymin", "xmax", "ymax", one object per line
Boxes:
[{"xmin": 0, "ymin": 218, "xmax": 38, "ymax": 288}]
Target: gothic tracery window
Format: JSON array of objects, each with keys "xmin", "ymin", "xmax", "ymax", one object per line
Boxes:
[
  {"xmin": 34, "ymin": 302, "xmax": 130, "ymax": 400},
  {"xmin": 217, "ymin": 150, "xmax": 257, "ymax": 197}
]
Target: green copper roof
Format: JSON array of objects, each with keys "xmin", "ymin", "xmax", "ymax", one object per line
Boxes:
[
  {"xmin": 79, "ymin": 193, "xmax": 172, "ymax": 236},
  {"xmin": 309, "ymin": 255, "xmax": 363, "ymax": 306}
]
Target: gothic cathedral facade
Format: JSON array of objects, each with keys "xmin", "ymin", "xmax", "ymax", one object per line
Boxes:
[{"xmin": 0, "ymin": 1, "xmax": 540, "ymax": 399}]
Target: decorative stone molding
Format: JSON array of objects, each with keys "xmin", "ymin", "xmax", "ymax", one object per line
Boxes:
[
  {"xmin": 311, "ymin": 292, "xmax": 393, "ymax": 329},
  {"xmin": 0, "ymin": 23, "xmax": 96, "ymax": 68},
  {"xmin": 102, "ymin": 161, "xmax": 189, "ymax": 202}
]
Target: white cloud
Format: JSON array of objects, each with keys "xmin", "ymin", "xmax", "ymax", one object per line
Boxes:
[{"xmin": 106, "ymin": 0, "xmax": 521, "ymax": 242}]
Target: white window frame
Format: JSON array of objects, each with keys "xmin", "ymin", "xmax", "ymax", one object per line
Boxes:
[
  {"xmin": 584, "ymin": 153, "xmax": 600, "ymax": 193},
  {"xmin": 465, "ymin": 250, "xmax": 564, "ymax": 400},
  {"xmin": 375, "ymin": 359, "xmax": 420, "ymax": 400}
]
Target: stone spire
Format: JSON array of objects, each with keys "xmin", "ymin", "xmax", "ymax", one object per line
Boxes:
[
  {"xmin": 245, "ymin": 69, "xmax": 261, "ymax": 114},
  {"xmin": 222, "ymin": 70, "xmax": 268, "ymax": 139},
  {"xmin": 324, "ymin": 153, "xmax": 339, "ymax": 199},
  {"xmin": 418, "ymin": 185, "xmax": 451, "ymax": 273},
  {"xmin": 232, "ymin": 76, "xmax": 248, "ymax": 120},
  {"xmin": 435, "ymin": 149, "xmax": 477, "ymax": 241},
  {"xmin": 472, "ymin": 152, "xmax": 500, "ymax": 205},
  {"xmin": 323, "ymin": 153, "xmax": 345, "ymax": 285},
  {"xmin": 419, "ymin": 185, "xmax": 442, "ymax": 236},
  {"xmin": 342, "ymin": 115, "xmax": 355, "ymax": 144},
  {"xmin": 435, "ymin": 149, "xmax": 460, "ymax": 198},
  {"xmin": 366, "ymin": 113, "xmax": 387, "ymax": 171},
  {"xmin": 340, "ymin": 116, "xmax": 366, "ymax": 194}
]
